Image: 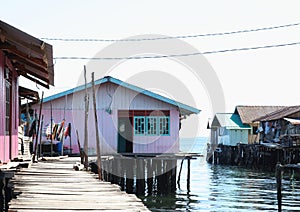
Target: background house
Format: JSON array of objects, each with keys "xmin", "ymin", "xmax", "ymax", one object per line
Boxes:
[
  {"xmin": 234, "ymin": 105, "xmax": 285, "ymax": 144},
  {"xmin": 210, "ymin": 113, "xmax": 251, "ymax": 147},
  {"xmin": 0, "ymin": 20, "xmax": 54, "ymax": 163},
  {"xmin": 253, "ymin": 105, "xmax": 300, "ymax": 146},
  {"xmin": 32, "ymin": 76, "xmax": 200, "ymax": 156}
]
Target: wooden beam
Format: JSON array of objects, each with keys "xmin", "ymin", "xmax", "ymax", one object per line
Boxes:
[{"xmin": 0, "ymin": 43, "xmax": 48, "ymax": 68}]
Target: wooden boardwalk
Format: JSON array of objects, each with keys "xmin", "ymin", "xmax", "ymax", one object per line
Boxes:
[{"xmin": 8, "ymin": 157, "xmax": 150, "ymax": 212}]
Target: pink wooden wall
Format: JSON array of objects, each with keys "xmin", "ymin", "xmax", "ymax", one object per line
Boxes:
[
  {"xmin": 0, "ymin": 51, "xmax": 19, "ymax": 163},
  {"xmin": 34, "ymin": 82, "xmax": 180, "ymax": 155}
]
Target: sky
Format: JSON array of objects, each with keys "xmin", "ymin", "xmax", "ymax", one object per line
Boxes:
[{"xmin": 1, "ymin": 1, "xmax": 300, "ymax": 137}]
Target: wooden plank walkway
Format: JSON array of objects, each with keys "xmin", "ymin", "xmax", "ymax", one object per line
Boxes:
[{"xmin": 8, "ymin": 157, "xmax": 150, "ymax": 212}]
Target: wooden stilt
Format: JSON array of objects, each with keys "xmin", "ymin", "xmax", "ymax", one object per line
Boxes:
[
  {"xmin": 276, "ymin": 163, "xmax": 282, "ymax": 212},
  {"xmin": 146, "ymin": 159, "xmax": 153, "ymax": 194},
  {"xmin": 91, "ymin": 72, "xmax": 102, "ymax": 181},
  {"xmin": 33, "ymin": 91, "xmax": 44, "ymax": 162},
  {"xmin": 83, "ymin": 66, "xmax": 89, "ymax": 170},
  {"xmin": 136, "ymin": 159, "xmax": 145, "ymax": 195},
  {"xmin": 187, "ymin": 157, "xmax": 191, "ymax": 192},
  {"xmin": 126, "ymin": 158, "xmax": 134, "ymax": 194},
  {"xmin": 177, "ymin": 158, "xmax": 184, "ymax": 189}
]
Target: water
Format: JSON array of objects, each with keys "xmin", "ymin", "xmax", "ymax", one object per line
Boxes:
[{"xmin": 139, "ymin": 138, "xmax": 300, "ymax": 211}]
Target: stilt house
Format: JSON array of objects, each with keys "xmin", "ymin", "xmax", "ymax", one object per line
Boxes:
[
  {"xmin": 210, "ymin": 113, "xmax": 251, "ymax": 147},
  {"xmin": 0, "ymin": 21, "xmax": 54, "ymax": 163},
  {"xmin": 253, "ymin": 105, "xmax": 300, "ymax": 147},
  {"xmin": 32, "ymin": 76, "xmax": 200, "ymax": 155}
]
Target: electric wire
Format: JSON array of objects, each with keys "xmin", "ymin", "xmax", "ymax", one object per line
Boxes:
[
  {"xmin": 41, "ymin": 22, "xmax": 300, "ymax": 42},
  {"xmin": 53, "ymin": 41, "xmax": 300, "ymax": 60}
]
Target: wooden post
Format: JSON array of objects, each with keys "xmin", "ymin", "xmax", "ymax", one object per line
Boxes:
[
  {"xmin": 38, "ymin": 115, "xmax": 44, "ymax": 158},
  {"xmin": 126, "ymin": 158, "xmax": 134, "ymax": 193},
  {"xmin": 33, "ymin": 91, "xmax": 44, "ymax": 162},
  {"xmin": 25, "ymin": 100, "xmax": 30, "ymax": 136},
  {"xmin": 156, "ymin": 159, "xmax": 163, "ymax": 194},
  {"xmin": 120, "ymin": 159, "xmax": 125, "ymax": 190},
  {"xmin": 84, "ymin": 66, "xmax": 89, "ymax": 170},
  {"xmin": 76, "ymin": 130, "xmax": 84, "ymax": 164},
  {"xmin": 187, "ymin": 157, "xmax": 191, "ymax": 192},
  {"xmin": 69, "ymin": 123, "xmax": 72, "ymax": 155},
  {"xmin": 146, "ymin": 159, "xmax": 153, "ymax": 194},
  {"xmin": 60, "ymin": 127, "xmax": 65, "ymax": 156},
  {"xmin": 177, "ymin": 158, "xmax": 184, "ymax": 189},
  {"xmin": 171, "ymin": 159, "xmax": 177, "ymax": 192},
  {"xmin": 50, "ymin": 101, "xmax": 53, "ymax": 157},
  {"xmin": 136, "ymin": 159, "xmax": 145, "ymax": 195},
  {"xmin": 276, "ymin": 163, "xmax": 282, "ymax": 212},
  {"xmin": 91, "ymin": 72, "xmax": 102, "ymax": 180}
]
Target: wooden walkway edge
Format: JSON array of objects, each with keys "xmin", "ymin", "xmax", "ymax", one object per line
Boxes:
[{"xmin": 8, "ymin": 157, "xmax": 150, "ymax": 212}]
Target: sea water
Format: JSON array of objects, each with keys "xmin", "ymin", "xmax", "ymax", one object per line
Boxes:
[{"xmin": 139, "ymin": 137, "xmax": 300, "ymax": 211}]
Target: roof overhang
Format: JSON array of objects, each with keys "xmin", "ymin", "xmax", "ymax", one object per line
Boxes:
[
  {"xmin": 19, "ymin": 86, "xmax": 40, "ymax": 103},
  {"xmin": 0, "ymin": 20, "xmax": 54, "ymax": 88}
]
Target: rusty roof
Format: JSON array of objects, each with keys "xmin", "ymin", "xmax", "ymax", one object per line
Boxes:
[
  {"xmin": 234, "ymin": 105, "xmax": 286, "ymax": 124},
  {"xmin": 252, "ymin": 105, "xmax": 300, "ymax": 122},
  {"xmin": 0, "ymin": 20, "xmax": 54, "ymax": 88}
]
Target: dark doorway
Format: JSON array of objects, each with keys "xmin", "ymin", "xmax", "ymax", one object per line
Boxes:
[{"xmin": 118, "ymin": 117, "xmax": 133, "ymax": 153}]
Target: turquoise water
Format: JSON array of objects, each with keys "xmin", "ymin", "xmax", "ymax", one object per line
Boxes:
[{"xmin": 139, "ymin": 138, "xmax": 300, "ymax": 211}]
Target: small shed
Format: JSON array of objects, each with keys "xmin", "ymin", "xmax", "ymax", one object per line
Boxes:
[
  {"xmin": 210, "ymin": 113, "xmax": 251, "ymax": 146},
  {"xmin": 32, "ymin": 76, "xmax": 200, "ymax": 155},
  {"xmin": 0, "ymin": 20, "xmax": 54, "ymax": 162}
]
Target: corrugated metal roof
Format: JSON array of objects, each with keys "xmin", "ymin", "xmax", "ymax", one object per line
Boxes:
[
  {"xmin": 212, "ymin": 113, "xmax": 251, "ymax": 129},
  {"xmin": 234, "ymin": 105, "xmax": 285, "ymax": 124},
  {"xmin": 0, "ymin": 20, "xmax": 54, "ymax": 88},
  {"xmin": 43, "ymin": 76, "xmax": 201, "ymax": 116},
  {"xmin": 253, "ymin": 105, "xmax": 300, "ymax": 122}
]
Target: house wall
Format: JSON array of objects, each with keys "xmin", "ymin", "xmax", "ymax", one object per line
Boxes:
[
  {"xmin": 228, "ymin": 129, "xmax": 248, "ymax": 146},
  {"xmin": 34, "ymin": 82, "xmax": 180, "ymax": 155},
  {"xmin": 212, "ymin": 126, "xmax": 248, "ymax": 146},
  {"xmin": 0, "ymin": 51, "xmax": 19, "ymax": 163}
]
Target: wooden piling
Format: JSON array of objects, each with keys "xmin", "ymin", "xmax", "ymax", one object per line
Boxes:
[
  {"xmin": 83, "ymin": 65, "xmax": 89, "ymax": 170},
  {"xmin": 146, "ymin": 159, "xmax": 153, "ymax": 194},
  {"xmin": 33, "ymin": 91, "xmax": 44, "ymax": 162},
  {"xmin": 187, "ymin": 157, "xmax": 191, "ymax": 192},
  {"xmin": 91, "ymin": 72, "xmax": 102, "ymax": 181},
  {"xmin": 125, "ymin": 158, "xmax": 134, "ymax": 193},
  {"xmin": 276, "ymin": 163, "xmax": 282, "ymax": 212},
  {"xmin": 136, "ymin": 159, "xmax": 145, "ymax": 195}
]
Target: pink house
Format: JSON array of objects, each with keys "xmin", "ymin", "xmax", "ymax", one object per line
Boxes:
[
  {"xmin": 0, "ymin": 21, "xmax": 54, "ymax": 163},
  {"xmin": 34, "ymin": 76, "xmax": 200, "ymax": 155}
]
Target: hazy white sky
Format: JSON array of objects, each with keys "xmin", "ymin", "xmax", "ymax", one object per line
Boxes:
[{"xmin": 2, "ymin": 1, "xmax": 300, "ymax": 137}]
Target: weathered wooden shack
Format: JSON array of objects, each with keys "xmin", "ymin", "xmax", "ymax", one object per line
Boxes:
[
  {"xmin": 253, "ymin": 105, "xmax": 300, "ymax": 147},
  {"xmin": 0, "ymin": 20, "xmax": 54, "ymax": 163},
  {"xmin": 234, "ymin": 105, "xmax": 285, "ymax": 144},
  {"xmin": 32, "ymin": 76, "xmax": 200, "ymax": 155}
]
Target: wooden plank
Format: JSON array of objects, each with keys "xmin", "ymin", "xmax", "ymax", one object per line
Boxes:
[{"xmin": 9, "ymin": 157, "xmax": 150, "ymax": 211}]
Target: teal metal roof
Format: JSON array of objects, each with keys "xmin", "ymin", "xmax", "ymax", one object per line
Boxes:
[
  {"xmin": 43, "ymin": 76, "xmax": 200, "ymax": 116},
  {"xmin": 214, "ymin": 113, "xmax": 251, "ymax": 130}
]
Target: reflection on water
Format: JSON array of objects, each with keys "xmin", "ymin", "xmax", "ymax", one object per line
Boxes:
[
  {"xmin": 139, "ymin": 138, "xmax": 300, "ymax": 211},
  {"xmin": 140, "ymin": 161, "xmax": 300, "ymax": 211}
]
